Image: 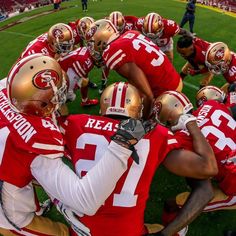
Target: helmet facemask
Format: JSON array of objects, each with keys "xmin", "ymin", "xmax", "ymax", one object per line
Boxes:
[{"xmin": 205, "ymin": 42, "xmax": 232, "ymax": 75}]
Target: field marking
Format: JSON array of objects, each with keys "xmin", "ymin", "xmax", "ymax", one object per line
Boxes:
[
  {"xmin": 0, "ymin": 30, "xmax": 34, "ymax": 38},
  {"xmin": 183, "ymin": 81, "xmax": 199, "ymax": 90}
]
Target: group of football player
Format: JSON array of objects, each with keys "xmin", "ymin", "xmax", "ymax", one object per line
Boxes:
[{"xmin": 0, "ymin": 8, "xmax": 236, "ymax": 236}]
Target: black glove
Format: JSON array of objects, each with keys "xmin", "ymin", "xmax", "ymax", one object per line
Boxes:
[
  {"xmin": 111, "ymin": 118, "xmax": 157, "ymax": 164},
  {"xmin": 228, "ymin": 82, "xmax": 236, "ymax": 92}
]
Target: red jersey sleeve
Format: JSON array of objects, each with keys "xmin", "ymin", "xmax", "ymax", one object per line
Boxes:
[{"xmin": 163, "ymin": 19, "xmax": 180, "ymax": 37}]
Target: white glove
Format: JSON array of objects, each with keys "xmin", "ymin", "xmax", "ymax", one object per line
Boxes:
[
  {"xmin": 55, "ymin": 200, "xmax": 91, "ymax": 236},
  {"xmin": 171, "ymin": 114, "xmax": 196, "ymax": 132}
]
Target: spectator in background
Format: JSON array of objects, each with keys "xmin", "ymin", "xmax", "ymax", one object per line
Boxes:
[
  {"xmin": 81, "ymin": 0, "xmax": 88, "ymax": 12},
  {"xmin": 180, "ymin": 0, "xmax": 196, "ymax": 34},
  {"xmin": 53, "ymin": 0, "xmax": 61, "ymax": 10}
]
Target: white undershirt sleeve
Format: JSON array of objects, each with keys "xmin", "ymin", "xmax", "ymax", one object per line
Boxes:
[{"xmin": 31, "ymin": 141, "xmax": 132, "ymax": 216}]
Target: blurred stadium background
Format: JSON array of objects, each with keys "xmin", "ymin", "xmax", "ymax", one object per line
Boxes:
[{"xmin": 0, "ymin": 0, "xmax": 236, "ymax": 235}]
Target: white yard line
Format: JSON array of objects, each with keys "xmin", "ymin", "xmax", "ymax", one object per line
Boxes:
[
  {"xmin": 183, "ymin": 81, "xmax": 199, "ymax": 90},
  {"xmin": 0, "ymin": 30, "xmax": 34, "ymax": 38}
]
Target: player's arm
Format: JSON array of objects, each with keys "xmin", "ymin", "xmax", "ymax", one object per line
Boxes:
[
  {"xmin": 116, "ymin": 62, "xmax": 154, "ymax": 119},
  {"xmin": 163, "ymin": 120, "xmax": 218, "ymax": 179},
  {"xmin": 31, "ymin": 141, "xmax": 132, "ymax": 216},
  {"xmin": 154, "ymin": 179, "xmax": 213, "ymax": 236}
]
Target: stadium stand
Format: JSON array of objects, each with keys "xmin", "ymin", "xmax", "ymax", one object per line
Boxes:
[{"xmin": 0, "ymin": 0, "xmax": 52, "ymax": 14}]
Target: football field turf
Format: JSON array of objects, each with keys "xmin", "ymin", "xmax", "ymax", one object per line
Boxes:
[{"xmin": 0, "ymin": 0, "xmax": 236, "ymax": 235}]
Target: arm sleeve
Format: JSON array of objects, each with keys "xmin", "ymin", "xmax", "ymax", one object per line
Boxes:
[{"xmin": 31, "ymin": 141, "xmax": 132, "ymax": 216}]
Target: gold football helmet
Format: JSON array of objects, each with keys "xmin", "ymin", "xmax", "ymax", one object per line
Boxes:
[
  {"xmin": 77, "ymin": 17, "xmax": 95, "ymax": 40},
  {"xmin": 196, "ymin": 86, "xmax": 225, "ymax": 107},
  {"xmin": 100, "ymin": 82, "xmax": 142, "ymax": 119},
  {"xmin": 48, "ymin": 23, "xmax": 74, "ymax": 54},
  {"xmin": 142, "ymin": 12, "xmax": 164, "ymax": 39},
  {"xmin": 85, "ymin": 19, "xmax": 119, "ymax": 62},
  {"xmin": 205, "ymin": 42, "xmax": 232, "ymax": 75},
  {"xmin": 154, "ymin": 91, "xmax": 193, "ymax": 127},
  {"xmin": 108, "ymin": 11, "xmax": 125, "ymax": 33},
  {"xmin": 7, "ymin": 54, "xmax": 67, "ymax": 117}
]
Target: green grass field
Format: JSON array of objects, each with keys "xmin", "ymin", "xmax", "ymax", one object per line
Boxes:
[{"xmin": 0, "ymin": 0, "xmax": 236, "ymax": 235}]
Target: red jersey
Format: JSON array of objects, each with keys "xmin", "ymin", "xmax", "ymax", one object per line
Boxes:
[
  {"xmin": 0, "ymin": 89, "xmax": 64, "ymax": 188},
  {"xmin": 153, "ymin": 19, "xmax": 180, "ymax": 48},
  {"xmin": 225, "ymin": 91, "xmax": 236, "ymax": 108},
  {"xmin": 64, "ymin": 114, "xmax": 180, "ymax": 236},
  {"xmin": 103, "ymin": 30, "xmax": 181, "ymax": 97},
  {"xmin": 58, "ymin": 47, "xmax": 94, "ymax": 78},
  {"xmin": 21, "ymin": 33, "xmax": 56, "ymax": 59},
  {"xmin": 68, "ymin": 21, "xmax": 83, "ymax": 46},
  {"xmin": 186, "ymin": 37, "xmax": 211, "ymax": 70},
  {"xmin": 223, "ymin": 53, "xmax": 236, "ymax": 84},
  {"xmin": 174, "ymin": 100, "xmax": 236, "ymax": 195}
]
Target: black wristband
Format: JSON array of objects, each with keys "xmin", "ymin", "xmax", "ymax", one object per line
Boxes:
[{"xmin": 180, "ymin": 71, "xmax": 187, "ymax": 79}]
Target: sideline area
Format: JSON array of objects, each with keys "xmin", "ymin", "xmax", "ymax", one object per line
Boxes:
[{"xmin": 177, "ymin": 0, "xmax": 236, "ymax": 18}]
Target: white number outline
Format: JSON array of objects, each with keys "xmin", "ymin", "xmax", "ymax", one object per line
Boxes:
[
  {"xmin": 75, "ymin": 133, "xmax": 150, "ymax": 207},
  {"xmin": 132, "ymin": 34, "xmax": 165, "ymax": 67},
  {"xmin": 200, "ymin": 110, "xmax": 236, "ymax": 150},
  {"xmin": 0, "ymin": 127, "xmax": 10, "ymax": 165}
]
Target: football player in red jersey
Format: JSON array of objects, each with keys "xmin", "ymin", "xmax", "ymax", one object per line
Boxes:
[
  {"xmin": 154, "ymin": 89, "xmax": 236, "ymax": 230},
  {"xmin": 141, "ymin": 12, "xmax": 192, "ymax": 63},
  {"xmin": 21, "ymin": 23, "xmax": 75, "ymax": 59},
  {"xmin": 0, "ymin": 54, "xmax": 146, "ymax": 236},
  {"xmin": 108, "ymin": 11, "xmax": 144, "ymax": 34},
  {"xmin": 205, "ymin": 42, "xmax": 236, "ymax": 91},
  {"xmin": 62, "ymin": 81, "xmax": 217, "ymax": 236},
  {"xmin": 177, "ymin": 35, "xmax": 214, "ymax": 89},
  {"xmin": 58, "ymin": 47, "xmax": 98, "ymax": 106},
  {"xmin": 68, "ymin": 16, "xmax": 95, "ymax": 47},
  {"xmin": 85, "ymin": 19, "xmax": 183, "ymax": 118}
]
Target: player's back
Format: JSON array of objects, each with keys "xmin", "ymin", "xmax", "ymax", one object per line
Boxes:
[
  {"xmin": 194, "ymin": 100, "xmax": 236, "ymax": 162},
  {"xmin": 21, "ymin": 33, "xmax": 55, "ymax": 59},
  {"xmin": 175, "ymin": 100, "xmax": 236, "ymax": 171},
  {"xmin": 103, "ymin": 30, "xmax": 180, "ymax": 97},
  {"xmin": 64, "ymin": 114, "xmax": 179, "ymax": 236},
  {"xmin": 58, "ymin": 47, "xmax": 93, "ymax": 78}
]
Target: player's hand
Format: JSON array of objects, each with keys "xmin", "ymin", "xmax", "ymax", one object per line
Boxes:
[
  {"xmin": 111, "ymin": 118, "xmax": 156, "ymax": 164},
  {"xmin": 171, "ymin": 114, "xmax": 196, "ymax": 132},
  {"xmin": 55, "ymin": 200, "xmax": 91, "ymax": 236}
]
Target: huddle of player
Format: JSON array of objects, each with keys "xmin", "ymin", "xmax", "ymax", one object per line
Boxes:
[{"xmin": 0, "ymin": 9, "xmax": 236, "ymax": 236}]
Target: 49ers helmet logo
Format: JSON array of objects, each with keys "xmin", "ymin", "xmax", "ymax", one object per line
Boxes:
[
  {"xmin": 52, "ymin": 28, "xmax": 64, "ymax": 40},
  {"xmin": 214, "ymin": 47, "xmax": 224, "ymax": 61},
  {"xmin": 86, "ymin": 26, "xmax": 97, "ymax": 40},
  {"xmin": 33, "ymin": 70, "xmax": 60, "ymax": 89}
]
